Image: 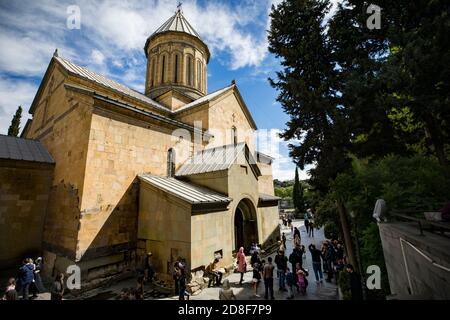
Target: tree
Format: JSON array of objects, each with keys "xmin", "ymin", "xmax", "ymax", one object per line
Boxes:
[
  {"xmin": 328, "ymin": 0, "xmax": 450, "ymax": 166},
  {"xmin": 8, "ymin": 106, "xmax": 22, "ymax": 137},
  {"xmin": 292, "ymin": 167, "xmax": 305, "ymax": 215},
  {"xmin": 268, "ymin": 0, "xmax": 352, "ymax": 193}
]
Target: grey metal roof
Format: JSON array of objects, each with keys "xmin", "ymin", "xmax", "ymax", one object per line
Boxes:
[
  {"xmin": 54, "ymin": 56, "xmax": 169, "ymax": 113},
  {"xmin": 174, "ymin": 85, "xmax": 234, "ymax": 114},
  {"xmin": 176, "ymin": 142, "xmax": 261, "ymax": 177},
  {"xmin": 0, "ymin": 134, "xmax": 54, "ymax": 164},
  {"xmin": 139, "ymin": 174, "xmax": 231, "ymax": 204},
  {"xmin": 152, "ymin": 9, "xmax": 202, "ymax": 40}
]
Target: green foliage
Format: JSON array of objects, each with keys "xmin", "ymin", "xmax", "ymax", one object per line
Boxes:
[
  {"xmin": 268, "ymin": 0, "xmax": 351, "ymax": 193},
  {"xmin": 293, "ymin": 168, "xmax": 306, "ymax": 215},
  {"xmin": 324, "ymin": 222, "xmax": 340, "ymax": 240},
  {"xmin": 333, "ymin": 155, "xmax": 450, "ymax": 216},
  {"xmin": 274, "ymin": 179, "xmax": 294, "ymax": 188},
  {"xmin": 360, "ymin": 223, "xmax": 390, "ymax": 299},
  {"xmin": 275, "ymin": 185, "xmax": 293, "ymax": 199},
  {"xmin": 8, "ymin": 106, "xmax": 22, "ymax": 137},
  {"xmin": 338, "ymin": 270, "xmax": 351, "ymax": 300}
]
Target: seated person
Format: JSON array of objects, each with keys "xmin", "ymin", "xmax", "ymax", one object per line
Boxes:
[{"xmin": 205, "ymin": 258, "xmax": 223, "ymax": 287}]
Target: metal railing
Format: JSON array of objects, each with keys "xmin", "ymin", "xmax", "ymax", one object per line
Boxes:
[{"xmin": 390, "ymin": 209, "xmax": 450, "ymax": 237}]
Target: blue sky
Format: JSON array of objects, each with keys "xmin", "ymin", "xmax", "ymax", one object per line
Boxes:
[{"xmin": 0, "ymin": 0, "xmax": 340, "ymax": 180}]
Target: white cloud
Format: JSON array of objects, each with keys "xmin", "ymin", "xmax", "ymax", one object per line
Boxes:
[
  {"xmin": 0, "ymin": 0, "xmax": 281, "ymax": 132},
  {"xmin": 90, "ymin": 49, "xmax": 106, "ymax": 65},
  {"xmin": 256, "ymin": 129, "xmax": 310, "ymax": 181},
  {"xmin": 0, "ymin": 32, "xmax": 56, "ymax": 76},
  {"xmin": 0, "ymin": 77, "xmax": 36, "ymax": 135}
]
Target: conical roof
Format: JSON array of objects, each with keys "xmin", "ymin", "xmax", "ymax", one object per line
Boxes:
[
  {"xmin": 152, "ymin": 9, "xmax": 202, "ymax": 40},
  {"xmin": 144, "ymin": 8, "xmax": 209, "ymax": 60}
]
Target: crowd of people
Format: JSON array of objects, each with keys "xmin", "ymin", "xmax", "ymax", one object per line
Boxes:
[
  {"xmin": 2, "ymin": 257, "xmax": 67, "ymax": 300},
  {"xmin": 217, "ymin": 211, "xmax": 364, "ymax": 300}
]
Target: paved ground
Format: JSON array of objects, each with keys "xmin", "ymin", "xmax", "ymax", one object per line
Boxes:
[
  {"xmin": 8, "ymin": 220, "xmax": 338, "ymax": 300},
  {"xmin": 180, "ymin": 220, "xmax": 338, "ymax": 301}
]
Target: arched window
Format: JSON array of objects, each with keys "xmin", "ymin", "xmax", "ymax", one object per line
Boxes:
[
  {"xmin": 197, "ymin": 61, "xmax": 201, "ymax": 89},
  {"xmin": 187, "ymin": 56, "xmax": 192, "ymax": 86},
  {"xmin": 174, "ymin": 55, "xmax": 179, "ymax": 83},
  {"xmin": 231, "ymin": 126, "xmax": 237, "ymax": 145},
  {"xmin": 161, "ymin": 55, "xmax": 166, "ymax": 83},
  {"xmin": 167, "ymin": 148, "xmax": 175, "ymax": 177},
  {"xmin": 151, "ymin": 59, "xmax": 156, "ymax": 87}
]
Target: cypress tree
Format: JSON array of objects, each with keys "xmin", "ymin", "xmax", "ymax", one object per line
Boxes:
[{"xmin": 8, "ymin": 106, "xmax": 22, "ymax": 137}]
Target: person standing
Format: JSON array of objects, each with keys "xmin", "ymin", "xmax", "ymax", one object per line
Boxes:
[
  {"xmin": 308, "ymin": 244, "xmax": 324, "ymax": 283},
  {"xmin": 51, "ymin": 273, "xmax": 65, "ymax": 300},
  {"xmin": 3, "ymin": 278, "xmax": 18, "ymax": 300},
  {"xmin": 285, "ymin": 268, "xmax": 295, "ymax": 299},
  {"xmin": 236, "ymin": 247, "xmax": 247, "ymax": 285},
  {"xmin": 304, "ymin": 212, "xmax": 310, "ymax": 235},
  {"xmin": 252, "ymin": 261, "xmax": 262, "ymax": 297},
  {"xmin": 325, "ymin": 243, "xmax": 336, "ymax": 282},
  {"xmin": 308, "ymin": 216, "xmax": 315, "ymax": 237},
  {"xmin": 346, "ymin": 265, "xmax": 363, "ymax": 300},
  {"xmin": 263, "ymin": 257, "xmax": 275, "ymax": 300},
  {"xmin": 274, "ymin": 250, "xmax": 288, "ymax": 291},
  {"xmin": 219, "ymin": 279, "xmax": 236, "ymax": 300},
  {"xmin": 289, "ymin": 247, "xmax": 302, "ymax": 286},
  {"xmin": 281, "ymin": 233, "xmax": 287, "ymax": 250},
  {"xmin": 293, "ymin": 227, "xmax": 301, "ymax": 240},
  {"xmin": 31, "ymin": 257, "xmax": 46, "ymax": 298},
  {"xmin": 175, "ymin": 262, "xmax": 187, "ymax": 300},
  {"xmin": 18, "ymin": 258, "xmax": 34, "ymax": 300}
]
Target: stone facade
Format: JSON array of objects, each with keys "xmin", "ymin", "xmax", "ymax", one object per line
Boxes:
[
  {"xmin": 0, "ymin": 160, "xmax": 54, "ymax": 269},
  {"xmin": 6, "ymin": 8, "xmax": 280, "ymax": 290}
]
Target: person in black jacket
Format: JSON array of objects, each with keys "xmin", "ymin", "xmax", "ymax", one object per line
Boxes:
[
  {"xmin": 288, "ymin": 248, "xmax": 302, "ymax": 287},
  {"xmin": 346, "ymin": 264, "xmax": 363, "ymax": 300},
  {"xmin": 274, "ymin": 250, "xmax": 288, "ymax": 291},
  {"xmin": 325, "ymin": 245, "xmax": 335, "ymax": 282},
  {"xmin": 309, "ymin": 244, "xmax": 323, "ymax": 283}
]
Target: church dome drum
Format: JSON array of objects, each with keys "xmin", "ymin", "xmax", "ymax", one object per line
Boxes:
[{"xmin": 144, "ymin": 7, "xmax": 210, "ymax": 101}]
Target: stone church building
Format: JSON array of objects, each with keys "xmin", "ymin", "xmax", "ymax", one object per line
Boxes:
[{"xmin": 0, "ymin": 8, "xmax": 279, "ymax": 288}]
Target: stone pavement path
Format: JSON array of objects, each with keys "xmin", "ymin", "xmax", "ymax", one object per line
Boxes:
[
  {"xmin": 19, "ymin": 220, "xmax": 338, "ymax": 300},
  {"xmin": 167, "ymin": 220, "xmax": 338, "ymax": 300}
]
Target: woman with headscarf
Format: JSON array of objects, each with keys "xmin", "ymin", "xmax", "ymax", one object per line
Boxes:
[
  {"xmin": 31, "ymin": 257, "xmax": 46, "ymax": 297},
  {"xmin": 236, "ymin": 247, "xmax": 247, "ymax": 285},
  {"xmin": 219, "ymin": 279, "xmax": 236, "ymax": 300}
]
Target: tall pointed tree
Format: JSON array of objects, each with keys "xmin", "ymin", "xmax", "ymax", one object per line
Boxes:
[
  {"xmin": 268, "ymin": 0, "xmax": 351, "ymax": 193},
  {"xmin": 293, "ymin": 167, "xmax": 305, "ymax": 216},
  {"xmin": 8, "ymin": 106, "xmax": 22, "ymax": 137},
  {"xmin": 269, "ymin": 0, "xmax": 357, "ymax": 268}
]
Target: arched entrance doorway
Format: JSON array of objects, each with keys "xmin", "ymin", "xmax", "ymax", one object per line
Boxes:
[{"xmin": 234, "ymin": 199, "xmax": 258, "ymax": 253}]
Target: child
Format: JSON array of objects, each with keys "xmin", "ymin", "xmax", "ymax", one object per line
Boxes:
[
  {"xmin": 3, "ymin": 278, "xmax": 17, "ymax": 300},
  {"xmin": 297, "ymin": 268, "xmax": 307, "ymax": 295},
  {"xmin": 252, "ymin": 261, "xmax": 262, "ymax": 297},
  {"xmin": 285, "ymin": 268, "xmax": 295, "ymax": 300}
]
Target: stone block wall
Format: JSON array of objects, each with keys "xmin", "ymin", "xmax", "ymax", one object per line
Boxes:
[{"xmin": 0, "ymin": 161, "xmax": 54, "ymax": 269}]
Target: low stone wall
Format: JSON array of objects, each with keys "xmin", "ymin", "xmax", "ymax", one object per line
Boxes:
[{"xmin": 378, "ymin": 222, "xmax": 450, "ymax": 299}]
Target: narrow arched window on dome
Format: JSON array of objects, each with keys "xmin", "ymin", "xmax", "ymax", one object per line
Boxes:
[
  {"xmin": 187, "ymin": 56, "xmax": 192, "ymax": 86},
  {"xmin": 151, "ymin": 59, "xmax": 156, "ymax": 87},
  {"xmin": 167, "ymin": 148, "xmax": 175, "ymax": 177},
  {"xmin": 161, "ymin": 55, "xmax": 166, "ymax": 83},
  {"xmin": 174, "ymin": 55, "xmax": 179, "ymax": 83},
  {"xmin": 197, "ymin": 61, "xmax": 202, "ymax": 90}
]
